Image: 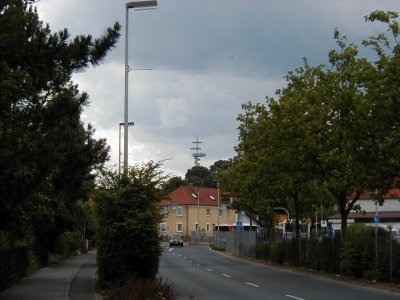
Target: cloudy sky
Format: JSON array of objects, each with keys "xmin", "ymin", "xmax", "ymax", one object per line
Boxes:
[{"xmin": 35, "ymin": 0, "xmax": 400, "ymax": 177}]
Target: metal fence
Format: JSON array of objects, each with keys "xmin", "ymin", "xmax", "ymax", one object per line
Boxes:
[
  {"xmin": 214, "ymin": 231, "xmax": 257, "ymax": 257},
  {"xmin": 0, "ymin": 247, "xmax": 29, "ymax": 292},
  {"xmin": 191, "ymin": 231, "xmax": 213, "ymax": 244}
]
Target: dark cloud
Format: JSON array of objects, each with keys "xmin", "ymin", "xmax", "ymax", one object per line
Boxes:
[{"xmin": 36, "ymin": 0, "xmax": 400, "ymax": 176}]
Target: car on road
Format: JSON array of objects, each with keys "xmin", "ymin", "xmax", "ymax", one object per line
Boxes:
[{"xmin": 169, "ymin": 235, "xmax": 184, "ymax": 247}]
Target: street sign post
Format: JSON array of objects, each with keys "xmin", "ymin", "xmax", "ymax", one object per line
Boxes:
[{"xmin": 373, "ymin": 215, "xmax": 380, "ymax": 223}]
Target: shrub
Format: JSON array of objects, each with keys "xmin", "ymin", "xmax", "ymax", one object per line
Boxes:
[
  {"xmin": 102, "ymin": 278, "xmax": 177, "ymax": 300},
  {"xmin": 340, "ymin": 224, "xmax": 390, "ymax": 280},
  {"xmin": 255, "ymin": 242, "xmax": 271, "ymax": 260},
  {"xmin": 340, "ymin": 239, "xmax": 363, "ymax": 277},
  {"xmin": 308, "ymin": 236, "xmax": 341, "ymax": 273},
  {"xmin": 270, "ymin": 243, "xmax": 284, "ymax": 264},
  {"xmin": 94, "ymin": 163, "xmax": 166, "ymax": 289},
  {"xmin": 54, "ymin": 230, "xmax": 81, "ymax": 258}
]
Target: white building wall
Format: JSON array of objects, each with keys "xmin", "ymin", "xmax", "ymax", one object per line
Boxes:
[{"xmin": 353, "ymin": 198, "xmax": 400, "ymax": 212}]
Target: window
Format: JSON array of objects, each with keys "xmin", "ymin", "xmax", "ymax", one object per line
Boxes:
[
  {"xmin": 195, "ymin": 223, "xmax": 199, "ymax": 231},
  {"xmin": 206, "ymin": 223, "xmax": 211, "ymax": 232},
  {"xmin": 160, "ymin": 222, "xmax": 167, "ymax": 232},
  {"xmin": 176, "ymin": 206, "xmax": 183, "ymax": 216},
  {"xmin": 206, "ymin": 208, "xmax": 210, "ymax": 216},
  {"xmin": 176, "ymin": 222, "xmax": 183, "ymax": 232}
]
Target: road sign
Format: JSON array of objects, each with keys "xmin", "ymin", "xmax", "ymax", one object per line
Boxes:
[
  {"xmin": 236, "ymin": 221, "xmax": 243, "ymax": 232},
  {"xmin": 373, "ymin": 215, "xmax": 380, "ymax": 223}
]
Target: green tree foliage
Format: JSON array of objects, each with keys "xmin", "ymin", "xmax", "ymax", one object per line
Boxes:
[
  {"xmin": 94, "ymin": 162, "xmax": 167, "ymax": 288},
  {"xmin": 185, "ymin": 165, "xmax": 213, "ymax": 187},
  {"xmin": 185, "ymin": 160, "xmax": 233, "ymax": 188},
  {"xmin": 209, "ymin": 159, "xmax": 232, "ymax": 178},
  {"xmin": 161, "ymin": 176, "xmax": 186, "ymax": 194},
  {"xmin": 0, "ymin": 0, "xmax": 120, "ymax": 247},
  {"xmin": 220, "ymin": 11, "xmax": 400, "ymax": 238}
]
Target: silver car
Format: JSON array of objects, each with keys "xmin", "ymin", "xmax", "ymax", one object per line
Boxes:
[{"xmin": 169, "ymin": 235, "xmax": 184, "ymax": 247}]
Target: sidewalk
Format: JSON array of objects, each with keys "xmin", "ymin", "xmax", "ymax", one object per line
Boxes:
[{"xmin": 0, "ymin": 250, "xmax": 97, "ymax": 300}]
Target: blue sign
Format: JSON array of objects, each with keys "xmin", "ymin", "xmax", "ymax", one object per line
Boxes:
[
  {"xmin": 373, "ymin": 215, "xmax": 380, "ymax": 223},
  {"xmin": 236, "ymin": 221, "xmax": 243, "ymax": 232}
]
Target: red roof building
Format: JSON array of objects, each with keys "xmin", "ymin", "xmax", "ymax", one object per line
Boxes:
[{"xmin": 159, "ymin": 185, "xmax": 237, "ymax": 239}]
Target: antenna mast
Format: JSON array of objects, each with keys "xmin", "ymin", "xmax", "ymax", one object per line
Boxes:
[{"xmin": 190, "ymin": 136, "xmax": 206, "ymax": 166}]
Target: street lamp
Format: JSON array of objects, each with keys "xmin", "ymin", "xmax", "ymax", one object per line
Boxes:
[
  {"xmin": 119, "ymin": 122, "xmax": 134, "ymax": 175},
  {"xmin": 123, "ymin": 0, "xmax": 157, "ymax": 174},
  {"xmin": 197, "ymin": 189, "xmax": 200, "ymax": 242},
  {"xmin": 217, "ymin": 182, "xmax": 220, "ymax": 248}
]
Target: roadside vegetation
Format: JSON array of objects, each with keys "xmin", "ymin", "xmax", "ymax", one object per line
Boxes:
[
  {"xmin": 217, "ymin": 10, "xmax": 400, "ymax": 283},
  {"xmin": 1, "ymin": 0, "xmax": 400, "ymax": 295},
  {"xmin": 253, "ymin": 224, "xmax": 400, "ymax": 283},
  {"xmin": 92, "ymin": 162, "xmax": 178, "ymax": 299},
  {"xmin": 0, "ymin": 0, "xmax": 120, "ymax": 290}
]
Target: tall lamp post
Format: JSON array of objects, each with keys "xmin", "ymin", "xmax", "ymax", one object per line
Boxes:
[
  {"xmin": 119, "ymin": 122, "xmax": 134, "ymax": 175},
  {"xmin": 197, "ymin": 189, "xmax": 200, "ymax": 243},
  {"xmin": 217, "ymin": 182, "xmax": 220, "ymax": 248},
  {"xmin": 123, "ymin": 0, "xmax": 157, "ymax": 174}
]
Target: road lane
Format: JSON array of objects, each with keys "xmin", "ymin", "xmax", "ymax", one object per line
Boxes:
[
  {"xmin": 159, "ymin": 246, "xmax": 271, "ymax": 300},
  {"xmin": 158, "ymin": 245, "xmax": 399, "ymax": 300}
]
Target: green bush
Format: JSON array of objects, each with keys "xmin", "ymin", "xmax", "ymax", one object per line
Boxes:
[
  {"xmin": 102, "ymin": 278, "xmax": 177, "ymax": 300},
  {"xmin": 308, "ymin": 236, "xmax": 341, "ymax": 273},
  {"xmin": 255, "ymin": 242, "xmax": 270, "ymax": 260},
  {"xmin": 54, "ymin": 230, "xmax": 81, "ymax": 258},
  {"xmin": 270, "ymin": 243, "xmax": 284, "ymax": 264},
  {"xmin": 340, "ymin": 239, "xmax": 363, "ymax": 277},
  {"xmin": 340, "ymin": 224, "xmax": 390, "ymax": 280},
  {"xmin": 94, "ymin": 164, "xmax": 165, "ymax": 289}
]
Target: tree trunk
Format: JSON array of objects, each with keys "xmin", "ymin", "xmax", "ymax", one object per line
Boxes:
[{"xmin": 337, "ymin": 191, "xmax": 360, "ymax": 239}]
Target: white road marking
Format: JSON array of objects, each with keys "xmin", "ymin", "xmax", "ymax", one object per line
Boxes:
[
  {"xmin": 206, "ymin": 268, "xmax": 213, "ymax": 272},
  {"xmin": 285, "ymin": 294, "xmax": 305, "ymax": 300},
  {"xmin": 183, "ymin": 257, "xmax": 187, "ymax": 260},
  {"xmin": 168, "ymin": 248, "xmax": 173, "ymax": 252},
  {"xmin": 196, "ymin": 264, "xmax": 200, "ymax": 266},
  {"xmin": 246, "ymin": 282, "xmax": 259, "ymax": 288},
  {"xmin": 222, "ymin": 274, "xmax": 231, "ymax": 278},
  {"xmin": 178, "ymin": 254, "xmax": 182, "ymax": 257}
]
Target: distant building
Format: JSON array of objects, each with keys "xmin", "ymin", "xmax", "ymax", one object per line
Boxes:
[
  {"xmin": 159, "ymin": 185, "xmax": 237, "ymax": 239},
  {"xmin": 328, "ymin": 189, "xmax": 400, "ymax": 231}
]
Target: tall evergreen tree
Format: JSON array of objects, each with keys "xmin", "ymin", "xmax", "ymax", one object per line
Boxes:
[{"xmin": 0, "ymin": 0, "xmax": 120, "ymax": 242}]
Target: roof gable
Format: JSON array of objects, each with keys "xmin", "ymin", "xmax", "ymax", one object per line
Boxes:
[
  {"xmin": 161, "ymin": 185, "xmax": 220, "ymax": 207},
  {"xmin": 349, "ymin": 188, "xmax": 400, "ymax": 200}
]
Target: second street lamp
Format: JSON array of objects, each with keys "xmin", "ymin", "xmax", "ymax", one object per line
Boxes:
[
  {"xmin": 123, "ymin": 0, "xmax": 157, "ymax": 174},
  {"xmin": 119, "ymin": 122, "xmax": 134, "ymax": 176}
]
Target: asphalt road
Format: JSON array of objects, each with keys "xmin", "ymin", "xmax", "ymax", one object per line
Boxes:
[
  {"xmin": 158, "ymin": 245, "xmax": 399, "ymax": 300},
  {"xmin": 0, "ymin": 251, "xmax": 97, "ymax": 300}
]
